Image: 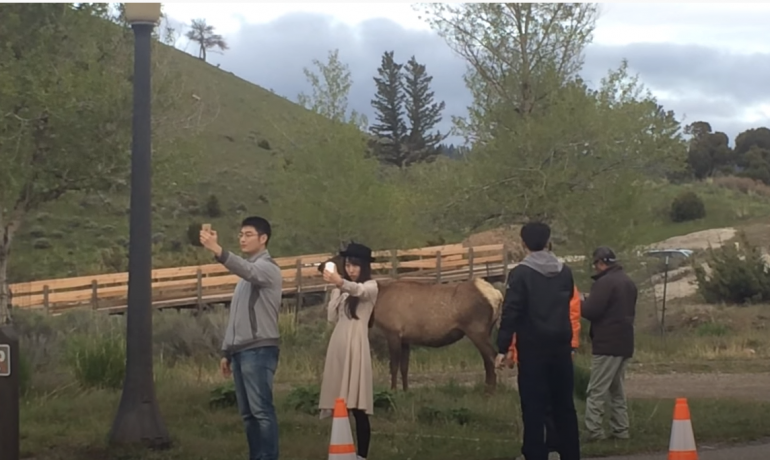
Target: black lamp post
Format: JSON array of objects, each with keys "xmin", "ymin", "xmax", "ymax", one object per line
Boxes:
[{"xmin": 108, "ymin": 3, "xmax": 170, "ymax": 449}]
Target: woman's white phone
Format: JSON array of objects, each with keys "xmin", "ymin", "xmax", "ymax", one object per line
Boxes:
[{"xmin": 324, "ymin": 261, "xmax": 336, "ymax": 273}]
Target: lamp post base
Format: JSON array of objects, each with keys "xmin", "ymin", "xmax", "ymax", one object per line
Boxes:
[{"xmin": 108, "ymin": 396, "xmax": 171, "ymax": 449}]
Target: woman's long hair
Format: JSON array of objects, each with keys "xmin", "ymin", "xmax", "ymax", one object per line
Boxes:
[{"xmin": 343, "ymin": 256, "xmax": 372, "ymax": 320}]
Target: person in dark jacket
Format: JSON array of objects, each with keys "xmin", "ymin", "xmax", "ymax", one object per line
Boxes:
[
  {"xmin": 495, "ymin": 222, "xmax": 581, "ymax": 460},
  {"xmin": 581, "ymin": 246, "xmax": 638, "ymax": 442}
]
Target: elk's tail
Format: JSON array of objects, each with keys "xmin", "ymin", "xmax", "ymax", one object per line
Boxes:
[{"xmin": 473, "ymin": 277, "xmax": 503, "ymax": 328}]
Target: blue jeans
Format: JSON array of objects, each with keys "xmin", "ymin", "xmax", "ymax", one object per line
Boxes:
[{"xmin": 231, "ymin": 346, "xmax": 280, "ymax": 460}]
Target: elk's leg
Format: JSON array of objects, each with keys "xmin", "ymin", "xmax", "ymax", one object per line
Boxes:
[
  {"xmin": 466, "ymin": 330, "xmax": 498, "ymax": 395},
  {"xmin": 400, "ymin": 343, "xmax": 411, "ymax": 392},
  {"xmin": 385, "ymin": 335, "xmax": 402, "ymax": 391}
]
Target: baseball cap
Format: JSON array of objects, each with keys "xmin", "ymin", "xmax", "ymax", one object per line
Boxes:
[{"xmin": 592, "ymin": 246, "xmax": 617, "ymax": 264}]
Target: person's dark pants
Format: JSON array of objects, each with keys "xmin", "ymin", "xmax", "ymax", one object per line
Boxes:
[
  {"xmin": 545, "ymin": 402, "xmax": 559, "ymax": 452},
  {"xmin": 231, "ymin": 346, "xmax": 280, "ymax": 460},
  {"xmin": 517, "ymin": 345, "xmax": 581, "ymax": 460}
]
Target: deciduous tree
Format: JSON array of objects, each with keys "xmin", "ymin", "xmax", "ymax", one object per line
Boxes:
[
  {"xmin": 0, "ymin": 4, "xmax": 196, "ymax": 323},
  {"xmin": 185, "ymin": 18, "xmax": 228, "ymax": 62},
  {"xmin": 417, "ymin": 3, "xmax": 685, "ymax": 249},
  {"xmin": 416, "ymin": 2, "xmax": 598, "ymax": 143},
  {"xmin": 297, "ymin": 48, "xmax": 367, "ymax": 129}
]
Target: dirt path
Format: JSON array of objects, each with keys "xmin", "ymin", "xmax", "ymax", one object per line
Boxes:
[{"xmin": 401, "ymin": 370, "xmax": 770, "ymax": 401}]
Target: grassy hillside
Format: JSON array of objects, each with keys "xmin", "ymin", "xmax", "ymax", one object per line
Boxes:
[
  {"xmin": 8, "ymin": 46, "xmax": 329, "ymax": 283},
  {"xmin": 8, "ymin": 43, "xmax": 770, "ymax": 284}
]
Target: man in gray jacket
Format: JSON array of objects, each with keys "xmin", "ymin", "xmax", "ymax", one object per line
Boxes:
[{"xmin": 200, "ymin": 216, "xmax": 283, "ymax": 460}]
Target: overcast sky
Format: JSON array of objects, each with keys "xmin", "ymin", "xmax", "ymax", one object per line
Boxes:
[{"xmin": 162, "ymin": 2, "xmax": 770, "ymax": 146}]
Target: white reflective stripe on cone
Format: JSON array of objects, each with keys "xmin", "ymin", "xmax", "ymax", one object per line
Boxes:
[
  {"xmin": 331, "ymin": 417, "xmax": 355, "ymax": 445},
  {"xmin": 668, "ymin": 420, "xmax": 697, "ymax": 451}
]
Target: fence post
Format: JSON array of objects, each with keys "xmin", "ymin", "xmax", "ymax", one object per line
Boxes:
[
  {"xmin": 502, "ymin": 244, "xmax": 510, "ymax": 282},
  {"xmin": 90, "ymin": 280, "xmax": 98, "ymax": 311},
  {"xmin": 468, "ymin": 247, "xmax": 475, "ymax": 280},
  {"xmin": 435, "ymin": 251, "xmax": 442, "ymax": 283},
  {"xmin": 196, "ymin": 268, "xmax": 203, "ymax": 313},
  {"xmin": 389, "ymin": 250, "xmax": 399, "ymax": 279},
  {"xmin": 42, "ymin": 285, "xmax": 50, "ymax": 315},
  {"xmin": 294, "ymin": 259, "xmax": 303, "ymax": 326}
]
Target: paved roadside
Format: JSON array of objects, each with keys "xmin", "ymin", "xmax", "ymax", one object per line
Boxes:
[{"xmin": 586, "ymin": 441, "xmax": 770, "ymax": 460}]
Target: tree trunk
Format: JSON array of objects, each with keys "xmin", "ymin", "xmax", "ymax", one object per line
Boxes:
[
  {"xmin": 0, "ymin": 249, "xmax": 9, "ymax": 325},
  {"xmin": 0, "ymin": 214, "xmax": 16, "ymax": 325}
]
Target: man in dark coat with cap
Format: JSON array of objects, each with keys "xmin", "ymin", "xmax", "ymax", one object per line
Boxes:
[{"xmin": 581, "ymin": 246, "xmax": 638, "ymax": 442}]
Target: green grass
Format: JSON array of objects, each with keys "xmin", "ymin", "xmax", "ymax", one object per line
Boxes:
[
  {"xmin": 6, "ymin": 44, "xmax": 328, "ymax": 283},
  {"xmin": 13, "ymin": 302, "xmax": 770, "ymax": 460},
  {"xmin": 19, "ymin": 372, "xmax": 770, "ymax": 460}
]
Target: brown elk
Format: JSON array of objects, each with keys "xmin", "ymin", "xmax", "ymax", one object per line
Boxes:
[{"xmin": 317, "ymin": 255, "xmax": 504, "ymax": 393}]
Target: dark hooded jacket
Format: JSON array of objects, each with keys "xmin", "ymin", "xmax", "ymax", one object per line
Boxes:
[
  {"xmin": 497, "ymin": 250, "xmax": 576, "ymax": 355},
  {"xmin": 582, "ymin": 264, "xmax": 638, "ymax": 357}
]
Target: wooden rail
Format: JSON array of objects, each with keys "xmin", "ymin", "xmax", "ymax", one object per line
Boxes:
[{"xmin": 9, "ymin": 243, "xmax": 510, "ymax": 315}]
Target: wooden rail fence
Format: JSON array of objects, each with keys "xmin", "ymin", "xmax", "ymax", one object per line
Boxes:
[{"xmin": 9, "ymin": 243, "xmax": 511, "ymax": 315}]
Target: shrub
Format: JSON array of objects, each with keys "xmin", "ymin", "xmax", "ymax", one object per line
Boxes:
[
  {"xmin": 284, "ymin": 385, "xmax": 321, "ymax": 415},
  {"xmin": 257, "ymin": 139, "xmax": 271, "ymax": 150},
  {"xmin": 713, "ymin": 175, "xmax": 770, "ymax": 197},
  {"xmin": 694, "ymin": 233, "xmax": 770, "ymax": 304},
  {"xmin": 65, "ymin": 332, "xmax": 126, "ymax": 390},
  {"xmin": 29, "ymin": 225, "xmax": 46, "ymax": 238},
  {"xmin": 187, "ymin": 222, "xmax": 203, "ymax": 246},
  {"xmin": 206, "ymin": 194, "xmax": 222, "ymax": 218},
  {"xmin": 209, "ymin": 381, "xmax": 237, "ymax": 409},
  {"xmin": 669, "ymin": 191, "xmax": 706, "ymax": 222},
  {"xmin": 32, "ymin": 238, "xmax": 52, "ymax": 249}
]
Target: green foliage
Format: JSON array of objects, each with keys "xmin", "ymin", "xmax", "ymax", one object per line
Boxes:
[
  {"xmin": 32, "ymin": 238, "xmax": 51, "ymax": 250},
  {"xmin": 373, "ymin": 389, "xmax": 397, "ymax": 412},
  {"xmin": 209, "ymin": 380, "xmax": 237, "ymax": 409},
  {"xmin": 695, "ymin": 322, "xmax": 731, "ymax": 337},
  {"xmin": 417, "ymin": 405, "xmax": 473, "ymax": 425},
  {"xmin": 694, "ymin": 233, "xmax": 770, "ymax": 304},
  {"xmin": 205, "ymin": 194, "xmax": 222, "ymax": 218},
  {"xmin": 18, "ymin": 349, "xmax": 32, "ymax": 396},
  {"xmin": 369, "ymin": 51, "xmax": 446, "ymax": 167},
  {"xmin": 275, "ymin": 51, "xmax": 422, "ymax": 254},
  {"xmin": 284, "ymin": 384, "xmax": 321, "ymax": 415},
  {"xmin": 64, "ymin": 332, "xmax": 125, "ymax": 389},
  {"xmin": 187, "ymin": 222, "xmax": 203, "ymax": 247},
  {"xmin": 670, "ymin": 191, "xmax": 706, "ymax": 222}
]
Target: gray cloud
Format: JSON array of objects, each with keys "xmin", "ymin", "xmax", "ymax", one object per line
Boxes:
[{"xmin": 174, "ymin": 12, "xmax": 770, "ymax": 145}]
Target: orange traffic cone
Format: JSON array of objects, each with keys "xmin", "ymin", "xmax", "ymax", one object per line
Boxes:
[
  {"xmin": 668, "ymin": 398, "xmax": 698, "ymax": 460},
  {"xmin": 328, "ymin": 397, "xmax": 357, "ymax": 460}
]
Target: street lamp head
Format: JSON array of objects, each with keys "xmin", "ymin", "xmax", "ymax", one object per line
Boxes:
[{"xmin": 124, "ymin": 3, "xmax": 161, "ymax": 25}]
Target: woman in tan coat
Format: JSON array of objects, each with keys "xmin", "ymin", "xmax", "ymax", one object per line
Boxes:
[{"xmin": 319, "ymin": 242, "xmax": 378, "ymax": 460}]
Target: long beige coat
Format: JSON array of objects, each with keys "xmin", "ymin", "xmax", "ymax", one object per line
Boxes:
[{"xmin": 318, "ymin": 279, "xmax": 378, "ymax": 416}]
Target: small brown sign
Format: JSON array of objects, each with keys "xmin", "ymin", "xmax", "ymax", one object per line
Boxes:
[{"xmin": 0, "ymin": 344, "xmax": 9, "ymax": 377}]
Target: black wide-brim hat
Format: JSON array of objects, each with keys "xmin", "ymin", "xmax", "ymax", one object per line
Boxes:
[{"xmin": 339, "ymin": 242, "xmax": 376, "ymax": 263}]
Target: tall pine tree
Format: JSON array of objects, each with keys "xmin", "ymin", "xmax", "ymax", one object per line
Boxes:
[
  {"xmin": 370, "ymin": 51, "xmax": 446, "ymax": 168},
  {"xmin": 369, "ymin": 51, "xmax": 405, "ymax": 166},
  {"xmin": 403, "ymin": 55, "xmax": 447, "ymax": 164}
]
